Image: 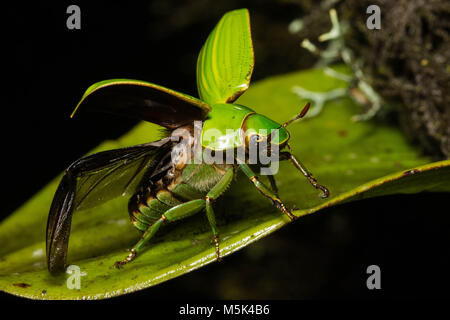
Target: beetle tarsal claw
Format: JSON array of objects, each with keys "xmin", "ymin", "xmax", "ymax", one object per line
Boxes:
[
  {"xmin": 114, "ymin": 249, "xmax": 137, "ymax": 269},
  {"xmin": 274, "ymin": 200, "xmax": 297, "ymax": 221},
  {"xmin": 309, "ymin": 178, "xmax": 330, "ymax": 199},
  {"xmin": 318, "ymin": 185, "xmax": 330, "ymax": 199}
]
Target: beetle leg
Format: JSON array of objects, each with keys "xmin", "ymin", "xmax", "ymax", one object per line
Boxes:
[
  {"xmin": 114, "ymin": 216, "xmax": 164, "ymax": 268},
  {"xmin": 239, "ymin": 163, "xmax": 296, "ymax": 221},
  {"xmin": 267, "ymin": 173, "xmax": 279, "ymax": 196},
  {"xmin": 259, "ymin": 164, "xmax": 278, "ymax": 195},
  {"xmin": 116, "ymin": 168, "xmax": 234, "ymax": 268},
  {"xmin": 280, "ymin": 151, "xmax": 330, "ymax": 199},
  {"xmin": 205, "ymin": 198, "xmax": 221, "ymax": 261},
  {"xmin": 115, "ymin": 199, "xmax": 205, "ymax": 268},
  {"xmin": 114, "ymin": 249, "xmax": 138, "ymax": 268},
  {"xmin": 233, "ymin": 165, "xmax": 240, "ymax": 181},
  {"xmin": 205, "ymin": 168, "xmax": 234, "ymax": 261}
]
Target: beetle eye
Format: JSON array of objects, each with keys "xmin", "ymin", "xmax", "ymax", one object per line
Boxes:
[{"xmin": 249, "ymin": 134, "xmax": 260, "ymax": 144}]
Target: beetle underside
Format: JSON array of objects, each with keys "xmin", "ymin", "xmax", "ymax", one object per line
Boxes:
[{"xmin": 128, "ymin": 124, "xmax": 233, "ymax": 232}]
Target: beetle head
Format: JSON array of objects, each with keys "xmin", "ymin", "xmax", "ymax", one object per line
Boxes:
[
  {"xmin": 242, "ymin": 102, "xmax": 311, "ymax": 153},
  {"xmin": 242, "ymin": 113, "xmax": 290, "ymax": 152}
]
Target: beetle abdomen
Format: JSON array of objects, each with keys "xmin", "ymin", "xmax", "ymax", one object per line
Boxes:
[
  {"xmin": 128, "ymin": 185, "xmax": 176, "ymax": 231},
  {"xmin": 181, "ymin": 163, "xmax": 229, "ymax": 192},
  {"xmin": 128, "ymin": 157, "xmax": 233, "ymax": 232}
]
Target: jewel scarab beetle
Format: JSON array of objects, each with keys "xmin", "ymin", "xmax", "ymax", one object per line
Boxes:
[{"xmin": 46, "ymin": 8, "xmax": 329, "ymax": 273}]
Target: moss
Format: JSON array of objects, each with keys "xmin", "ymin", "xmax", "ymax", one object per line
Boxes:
[{"xmin": 341, "ymin": 0, "xmax": 450, "ymax": 158}]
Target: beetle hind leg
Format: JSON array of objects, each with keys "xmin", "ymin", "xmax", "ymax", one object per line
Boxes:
[
  {"xmin": 115, "ymin": 199, "xmax": 206, "ymax": 268},
  {"xmin": 116, "ymin": 168, "xmax": 234, "ymax": 268},
  {"xmin": 114, "ymin": 216, "xmax": 165, "ymax": 268},
  {"xmin": 114, "ymin": 249, "xmax": 137, "ymax": 268},
  {"xmin": 204, "ymin": 168, "xmax": 234, "ymax": 262}
]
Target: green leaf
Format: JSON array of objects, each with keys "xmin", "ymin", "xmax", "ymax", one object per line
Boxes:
[
  {"xmin": 1, "ymin": 66, "xmax": 448, "ymax": 299},
  {"xmin": 196, "ymin": 8, "xmax": 254, "ymax": 105}
]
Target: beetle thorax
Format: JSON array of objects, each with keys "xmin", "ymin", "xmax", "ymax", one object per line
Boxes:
[{"xmin": 171, "ymin": 124, "xmax": 198, "ymax": 170}]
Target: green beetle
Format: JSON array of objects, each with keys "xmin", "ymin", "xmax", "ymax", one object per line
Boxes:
[{"xmin": 46, "ymin": 8, "xmax": 329, "ymax": 273}]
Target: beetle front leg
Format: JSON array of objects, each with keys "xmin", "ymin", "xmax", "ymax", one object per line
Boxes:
[
  {"xmin": 239, "ymin": 163, "xmax": 296, "ymax": 221},
  {"xmin": 280, "ymin": 150, "xmax": 330, "ymax": 199}
]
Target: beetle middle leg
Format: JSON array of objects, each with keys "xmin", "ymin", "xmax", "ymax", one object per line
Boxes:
[
  {"xmin": 204, "ymin": 167, "xmax": 234, "ymax": 261},
  {"xmin": 239, "ymin": 163, "xmax": 296, "ymax": 221}
]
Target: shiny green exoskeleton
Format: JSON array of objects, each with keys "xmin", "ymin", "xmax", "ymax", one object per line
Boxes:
[{"xmin": 46, "ymin": 9, "xmax": 329, "ymax": 273}]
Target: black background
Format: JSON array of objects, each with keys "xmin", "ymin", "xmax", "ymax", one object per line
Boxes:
[{"xmin": 1, "ymin": 1, "xmax": 449, "ymax": 301}]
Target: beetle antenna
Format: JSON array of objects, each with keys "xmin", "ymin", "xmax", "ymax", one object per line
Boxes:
[
  {"xmin": 269, "ymin": 102, "xmax": 311, "ymax": 143},
  {"xmin": 282, "ymin": 102, "xmax": 310, "ymax": 128}
]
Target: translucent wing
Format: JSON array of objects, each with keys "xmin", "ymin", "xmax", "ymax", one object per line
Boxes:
[
  {"xmin": 196, "ymin": 8, "xmax": 254, "ymax": 105},
  {"xmin": 73, "ymin": 142, "xmax": 170, "ymax": 211},
  {"xmin": 72, "ymin": 79, "xmax": 211, "ymax": 129},
  {"xmin": 46, "ymin": 138, "xmax": 171, "ymax": 273}
]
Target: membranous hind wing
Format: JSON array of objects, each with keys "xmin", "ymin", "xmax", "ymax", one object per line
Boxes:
[
  {"xmin": 71, "ymin": 79, "xmax": 211, "ymax": 129},
  {"xmin": 46, "ymin": 138, "xmax": 172, "ymax": 273}
]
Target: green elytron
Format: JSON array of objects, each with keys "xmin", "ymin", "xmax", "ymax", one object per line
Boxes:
[{"xmin": 46, "ymin": 9, "xmax": 329, "ymax": 273}]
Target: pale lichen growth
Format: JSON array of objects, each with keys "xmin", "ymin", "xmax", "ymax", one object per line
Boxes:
[{"xmin": 291, "ymin": 8, "xmax": 384, "ymax": 122}]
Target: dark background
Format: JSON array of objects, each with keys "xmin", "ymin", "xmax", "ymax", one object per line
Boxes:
[{"xmin": 1, "ymin": 1, "xmax": 449, "ymax": 300}]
